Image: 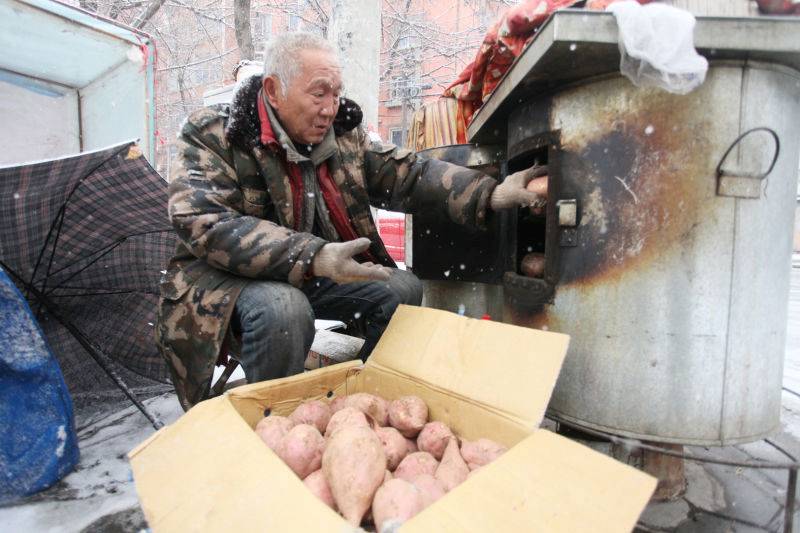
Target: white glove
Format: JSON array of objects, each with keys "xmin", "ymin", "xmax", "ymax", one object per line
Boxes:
[
  {"xmin": 489, "ymin": 165, "xmax": 547, "ymax": 211},
  {"xmin": 311, "ymin": 238, "xmax": 391, "ymax": 284}
]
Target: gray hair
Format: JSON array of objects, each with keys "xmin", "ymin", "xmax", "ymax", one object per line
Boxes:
[{"xmin": 262, "ymin": 32, "xmax": 339, "ymax": 93}]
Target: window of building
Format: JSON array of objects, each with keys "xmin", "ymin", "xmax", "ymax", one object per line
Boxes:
[
  {"xmin": 396, "ymin": 34, "xmax": 418, "ymax": 50},
  {"xmin": 474, "ymin": 3, "xmax": 496, "ymax": 32},
  {"xmin": 395, "ymin": 13, "xmax": 423, "ymax": 51},
  {"xmin": 386, "ymin": 75, "xmax": 423, "ymax": 107},
  {"xmin": 390, "ymin": 129, "xmax": 405, "ymax": 146},
  {"xmin": 252, "ymin": 12, "xmax": 272, "ymax": 40},
  {"xmin": 185, "ymin": 61, "xmax": 222, "ymax": 87},
  {"xmin": 254, "ymin": 41, "xmax": 267, "ymax": 63},
  {"xmin": 166, "ymin": 72, "xmax": 179, "ymax": 92},
  {"xmin": 288, "ymin": 14, "xmax": 301, "ymax": 31}
]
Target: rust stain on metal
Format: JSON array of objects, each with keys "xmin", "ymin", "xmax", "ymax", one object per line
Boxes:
[
  {"xmin": 556, "ymin": 89, "xmax": 713, "ymax": 288},
  {"xmin": 505, "ymin": 86, "xmax": 717, "ymax": 329}
]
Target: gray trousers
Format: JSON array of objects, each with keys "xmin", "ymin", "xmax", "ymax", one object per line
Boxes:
[{"xmin": 230, "ymin": 269, "xmax": 423, "ymax": 384}]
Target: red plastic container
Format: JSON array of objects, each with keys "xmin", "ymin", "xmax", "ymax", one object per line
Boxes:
[{"xmin": 377, "ymin": 215, "xmax": 405, "ymax": 263}]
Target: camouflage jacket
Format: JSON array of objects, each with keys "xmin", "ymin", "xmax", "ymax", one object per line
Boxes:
[{"xmin": 156, "ymin": 75, "xmax": 497, "ymax": 410}]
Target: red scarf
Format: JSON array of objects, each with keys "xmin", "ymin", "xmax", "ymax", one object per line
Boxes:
[{"xmin": 256, "ymin": 96, "xmax": 375, "ymax": 260}]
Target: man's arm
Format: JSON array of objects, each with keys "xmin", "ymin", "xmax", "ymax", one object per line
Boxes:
[
  {"xmin": 358, "ymin": 131, "xmax": 497, "ymax": 231},
  {"xmin": 168, "ymin": 116, "xmax": 326, "ymax": 287}
]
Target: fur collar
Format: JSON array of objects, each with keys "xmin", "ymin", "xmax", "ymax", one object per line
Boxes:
[{"xmin": 224, "ymin": 75, "xmax": 363, "ymax": 151}]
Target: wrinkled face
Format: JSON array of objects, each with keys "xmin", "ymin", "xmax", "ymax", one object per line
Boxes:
[{"xmin": 264, "ymin": 49, "xmax": 342, "ymax": 145}]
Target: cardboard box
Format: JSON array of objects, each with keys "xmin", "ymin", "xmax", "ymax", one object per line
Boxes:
[{"xmin": 129, "ymin": 305, "xmax": 656, "ymax": 532}]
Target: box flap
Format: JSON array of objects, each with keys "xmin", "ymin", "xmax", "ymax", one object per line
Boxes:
[
  {"xmin": 128, "ymin": 395, "xmax": 347, "ymax": 532},
  {"xmin": 367, "ymin": 305, "xmax": 570, "ymax": 428},
  {"xmin": 402, "ymin": 430, "xmax": 657, "ymax": 532}
]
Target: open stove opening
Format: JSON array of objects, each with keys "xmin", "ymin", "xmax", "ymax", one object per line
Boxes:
[{"xmin": 509, "ymin": 146, "xmax": 548, "ymax": 279}]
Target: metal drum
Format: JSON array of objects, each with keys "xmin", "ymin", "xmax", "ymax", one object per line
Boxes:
[{"xmin": 506, "ymin": 61, "xmax": 800, "ymax": 445}]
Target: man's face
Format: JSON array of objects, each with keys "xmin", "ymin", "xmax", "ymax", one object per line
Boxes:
[{"xmin": 264, "ymin": 49, "xmax": 342, "ymax": 145}]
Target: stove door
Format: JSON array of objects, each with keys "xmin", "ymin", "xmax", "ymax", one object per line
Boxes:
[{"xmin": 502, "ymin": 132, "xmax": 563, "ymax": 313}]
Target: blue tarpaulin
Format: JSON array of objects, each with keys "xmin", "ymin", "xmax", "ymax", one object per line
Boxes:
[{"xmin": 0, "ymin": 266, "xmax": 78, "ymax": 503}]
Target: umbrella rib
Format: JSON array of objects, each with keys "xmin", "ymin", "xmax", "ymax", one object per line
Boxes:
[
  {"xmin": 42, "ymin": 228, "xmax": 173, "ymax": 290},
  {"xmin": 48, "ymin": 289, "xmax": 152, "ymax": 297},
  {"xmin": 42, "ymin": 240, "xmax": 124, "ymax": 295},
  {"xmin": 28, "ymin": 143, "xmax": 133, "ymax": 303}
]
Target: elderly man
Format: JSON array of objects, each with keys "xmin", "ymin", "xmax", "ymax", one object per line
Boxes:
[{"xmin": 157, "ymin": 32, "xmax": 542, "ymax": 410}]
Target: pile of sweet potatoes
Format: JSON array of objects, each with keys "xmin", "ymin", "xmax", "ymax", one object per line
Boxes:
[{"xmin": 254, "ymin": 392, "xmax": 508, "ymax": 531}]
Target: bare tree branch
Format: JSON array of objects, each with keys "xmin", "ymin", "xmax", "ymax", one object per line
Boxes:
[
  {"xmin": 156, "ymin": 47, "xmax": 238, "ymax": 71},
  {"xmin": 132, "ymin": 0, "xmax": 169, "ymax": 28}
]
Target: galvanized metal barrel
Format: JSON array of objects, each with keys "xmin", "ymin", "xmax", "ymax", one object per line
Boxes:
[{"xmin": 507, "ymin": 61, "xmax": 800, "ymax": 445}]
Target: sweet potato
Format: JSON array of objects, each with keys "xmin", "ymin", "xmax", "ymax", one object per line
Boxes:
[
  {"xmin": 520, "ymin": 252, "xmax": 546, "ymax": 278},
  {"xmin": 460, "ymin": 438, "xmax": 508, "ymax": 470},
  {"xmin": 344, "ymin": 392, "xmax": 389, "ymax": 426},
  {"xmin": 388, "ymin": 396, "xmax": 428, "ymax": 438},
  {"xmin": 411, "ymin": 474, "xmax": 446, "ymax": 508},
  {"xmin": 303, "ymin": 469, "xmax": 336, "ymax": 510},
  {"xmin": 329, "ymin": 395, "xmax": 347, "ymax": 414},
  {"xmin": 322, "ymin": 426, "xmax": 387, "ymax": 526},
  {"xmin": 405, "ymin": 437, "xmax": 418, "ymax": 455},
  {"xmin": 435, "ymin": 438, "xmax": 469, "ymax": 492},
  {"xmin": 372, "ymin": 478, "xmax": 425, "ymax": 532},
  {"xmin": 394, "ymin": 451, "xmax": 438, "ymax": 482},
  {"xmin": 254, "ymin": 415, "xmax": 294, "ymax": 452},
  {"xmin": 526, "ymin": 175, "xmax": 548, "ymax": 196},
  {"xmin": 526, "ymin": 176, "xmax": 548, "ymax": 216},
  {"xmin": 416, "ymin": 421, "xmax": 454, "ymax": 460},
  {"xmin": 277, "ymin": 424, "xmax": 324, "ymax": 479},
  {"xmin": 324, "ymin": 407, "xmax": 369, "ymax": 438},
  {"xmin": 378, "ymin": 396, "xmax": 391, "ymax": 421},
  {"xmin": 289, "ymin": 400, "xmax": 332, "ymax": 434},
  {"xmin": 375, "ymin": 426, "xmax": 409, "ymax": 471}
]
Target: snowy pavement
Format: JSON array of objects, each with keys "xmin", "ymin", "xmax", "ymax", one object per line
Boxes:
[
  {"xmin": 5, "ymin": 265, "xmax": 800, "ymax": 531},
  {"xmin": 0, "ymin": 393, "xmax": 182, "ymax": 532}
]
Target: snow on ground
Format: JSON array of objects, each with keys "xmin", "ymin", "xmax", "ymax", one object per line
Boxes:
[{"xmin": 0, "ymin": 394, "xmax": 182, "ymax": 532}]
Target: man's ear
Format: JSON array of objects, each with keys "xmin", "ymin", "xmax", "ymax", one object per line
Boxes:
[{"xmin": 262, "ymin": 76, "xmax": 282, "ymax": 109}]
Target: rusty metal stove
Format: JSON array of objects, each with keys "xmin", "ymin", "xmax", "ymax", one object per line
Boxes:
[{"xmin": 411, "ymin": 10, "xmax": 800, "ymax": 497}]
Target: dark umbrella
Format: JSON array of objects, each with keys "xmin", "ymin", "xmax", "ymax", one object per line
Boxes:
[{"xmin": 0, "ymin": 141, "xmax": 176, "ymax": 428}]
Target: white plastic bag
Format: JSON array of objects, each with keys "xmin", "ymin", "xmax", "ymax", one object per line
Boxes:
[{"xmin": 608, "ymin": 1, "xmax": 708, "ymax": 94}]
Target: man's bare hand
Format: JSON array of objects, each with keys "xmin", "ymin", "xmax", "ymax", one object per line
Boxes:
[
  {"xmin": 489, "ymin": 165, "xmax": 547, "ymax": 211},
  {"xmin": 311, "ymin": 238, "xmax": 391, "ymax": 284}
]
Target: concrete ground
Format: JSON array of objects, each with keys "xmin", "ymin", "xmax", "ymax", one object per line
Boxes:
[{"xmin": 4, "ymin": 264, "xmax": 800, "ymax": 531}]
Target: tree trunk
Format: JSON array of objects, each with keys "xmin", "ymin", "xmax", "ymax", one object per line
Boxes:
[
  {"xmin": 233, "ymin": 0, "xmax": 254, "ymax": 60},
  {"xmin": 328, "ymin": 0, "xmax": 381, "ymax": 128}
]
